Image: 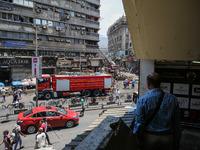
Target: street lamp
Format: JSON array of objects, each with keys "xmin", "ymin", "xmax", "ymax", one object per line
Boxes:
[{"xmin": 20, "ymin": 16, "xmax": 50, "ymax": 107}]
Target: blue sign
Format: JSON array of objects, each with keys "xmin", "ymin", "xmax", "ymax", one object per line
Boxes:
[{"xmin": 2, "ymin": 41, "xmax": 26, "ymax": 48}]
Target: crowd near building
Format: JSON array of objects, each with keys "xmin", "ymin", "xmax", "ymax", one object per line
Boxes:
[{"xmin": 0, "ymin": 0, "xmax": 101, "ymax": 83}]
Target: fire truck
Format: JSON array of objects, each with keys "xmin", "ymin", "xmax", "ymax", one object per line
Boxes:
[{"xmin": 38, "ymin": 74, "xmax": 112, "ymax": 100}]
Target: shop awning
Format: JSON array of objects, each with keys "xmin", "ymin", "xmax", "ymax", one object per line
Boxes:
[{"xmin": 123, "ymin": 0, "xmax": 200, "ymax": 61}]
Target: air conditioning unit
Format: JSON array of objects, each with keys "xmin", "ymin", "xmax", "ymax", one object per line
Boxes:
[
  {"xmin": 66, "ymin": 15, "xmax": 70, "ymax": 20},
  {"xmin": 35, "ymin": 8, "xmax": 41, "ymax": 13},
  {"xmin": 81, "ymin": 31, "xmax": 85, "ymax": 35},
  {"xmin": 42, "ymin": 26, "xmax": 47, "ymax": 29},
  {"xmin": 55, "ymin": 26, "xmax": 60, "ymax": 31}
]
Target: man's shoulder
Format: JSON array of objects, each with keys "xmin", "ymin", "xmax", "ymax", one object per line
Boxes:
[{"xmin": 164, "ymin": 92, "xmax": 177, "ymax": 99}]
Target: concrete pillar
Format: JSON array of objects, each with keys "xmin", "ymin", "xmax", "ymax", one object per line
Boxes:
[{"xmin": 139, "ymin": 60, "xmax": 154, "ymax": 97}]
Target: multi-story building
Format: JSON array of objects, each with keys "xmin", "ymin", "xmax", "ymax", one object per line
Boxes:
[
  {"xmin": 107, "ymin": 15, "xmax": 138, "ymax": 71},
  {"xmin": 0, "ymin": 0, "xmax": 100, "ymax": 82}
]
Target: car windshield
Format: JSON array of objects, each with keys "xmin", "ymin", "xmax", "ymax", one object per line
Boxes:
[
  {"xmin": 55, "ymin": 107, "xmax": 68, "ymax": 115},
  {"xmin": 23, "ymin": 109, "xmax": 33, "ymax": 117}
]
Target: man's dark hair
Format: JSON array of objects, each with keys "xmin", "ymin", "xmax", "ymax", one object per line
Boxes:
[{"xmin": 147, "ymin": 72, "xmax": 161, "ymax": 88}]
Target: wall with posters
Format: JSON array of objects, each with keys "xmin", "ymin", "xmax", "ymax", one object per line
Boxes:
[{"xmin": 156, "ymin": 66, "xmax": 200, "ymax": 129}]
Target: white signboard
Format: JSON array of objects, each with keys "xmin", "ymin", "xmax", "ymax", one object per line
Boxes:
[
  {"xmin": 190, "ymin": 99, "xmax": 200, "ymax": 110},
  {"xmin": 32, "ymin": 57, "xmax": 42, "ymax": 79},
  {"xmin": 173, "ymin": 83, "xmax": 189, "ymax": 95},
  {"xmin": 160, "ymin": 83, "xmax": 171, "ymax": 93},
  {"xmin": 192, "ymin": 84, "xmax": 200, "ymax": 96},
  {"xmin": 177, "ymin": 97, "xmax": 189, "ymax": 109}
]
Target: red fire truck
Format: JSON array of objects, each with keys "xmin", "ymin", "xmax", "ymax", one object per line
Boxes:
[{"xmin": 38, "ymin": 74, "xmax": 112, "ymax": 100}]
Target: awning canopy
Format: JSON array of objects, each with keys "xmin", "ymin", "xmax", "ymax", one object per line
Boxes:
[{"xmin": 123, "ymin": 0, "xmax": 200, "ymax": 61}]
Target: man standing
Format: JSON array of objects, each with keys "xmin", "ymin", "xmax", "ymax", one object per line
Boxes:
[
  {"xmin": 0, "ymin": 130, "xmax": 13, "ymax": 150},
  {"xmin": 1, "ymin": 87, "xmax": 6, "ymax": 103},
  {"xmin": 80, "ymin": 97, "xmax": 85, "ymax": 116},
  {"xmin": 116, "ymin": 89, "xmax": 120, "ymax": 104},
  {"xmin": 35, "ymin": 128, "xmax": 46, "ymax": 149},
  {"xmin": 14, "ymin": 120, "xmax": 26, "ymax": 150},
  {"xmin": 133, "ymin": 72, "xmax": 182, "ymax": 150}
]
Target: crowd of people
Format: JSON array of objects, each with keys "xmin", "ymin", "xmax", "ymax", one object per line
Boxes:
[{"xmin": 0, "ymin": 118, "xmax": 53, "ymax": 150}]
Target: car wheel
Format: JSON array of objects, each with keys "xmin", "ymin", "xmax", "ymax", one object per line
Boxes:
[
  {"xmin": 93, "ymin": 89, "xmax": 101, "ymax": 97},
  {"xmin": 82, "ymin": 90, "xmax": 91, "ymax": 97},
  {"xmin": 44, "ymin": 92, "xmax": 52, "ymax": 100},
  {"xmin": 26, "ymin": 125, "xmax": 37, "ymax": 134},
  {"xmin": 65, "ymin": 120, "xmax": 75, "ymax": 128}
]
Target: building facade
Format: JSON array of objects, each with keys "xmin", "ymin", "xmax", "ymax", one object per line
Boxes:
[
  {"xmin": 107, "ymin": 15, "xmax": 138, "ymax": 72},
  {"xmin": 0, "ymin": 0, "xmax": 100, "ymax": 82}
]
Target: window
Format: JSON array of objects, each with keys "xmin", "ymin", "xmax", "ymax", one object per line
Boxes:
[
  {"xmin": 13, "ymin": 0, "xmax": 19, "ymax": 3},
  {"xmin": 8, "ymin": 14, "xmax": 12, "ymax": 20},
  {"xmin": 7, "ymin": 32, "xmax": 12, "ymax": 38},
  {"xmin": 60, "ymin": 23, "xmax": 64, "ymax": 28},
  {"xmin": 46, "ymin": 111, "xmax": 60, "ymax": 117},
  {"xmin": 71, "ymin": 39, "xmax": 74, "ymax": 44},
  {"xmin": 55, "ymin": 107, "xmax": 67, "ymax": 115},
  {"xmin": 2, "ymin": 13, "xmax": 7, "ymax": 19},
  {"xmin": 42, "ymin": 20, "xmax": 47, "ymax": 25},
  {"xmin": 71, "ymin": 11, "xmax": 75, "ymax": 17},
  {"xmin": 29, "ymin": 34, "xmax": 34, "ymax": 40},
  {"xmin": 19, "ymin": 0, "xmax": 24, "ymax": 5},
  {"xmin": 23, "ymin": 33, "xmax": 28, "ymax": 39},
  {"xmin": 31, "ymin": 112, "xmax": 47, "ymax": 118},
  {"xmin": 60, "ymin": 9, "xmax": 65, "ymax": 14},
  {"xmin": 13, "ymin": 32, "xmax": 19, "ymax": 38},
  {"xmin": 23, "ymin": 17, "xmax": 29, "ymax": 23},
  {"xmin": 48, "ymin": 7, "xmax": 53, "ymax": 12},
  {"xmin": 14, "ymin": 15, "xmax": 19, "ymax": 21},
  {"xmin": 79, "ymin": 40, "xmax": 84, "ymax": 45},
  {"xmin": 48, "ymin": 21, "xmax": 53, "ymax": 26},
  {"xmin": 36, "ymin": 19, "xmax": 41, "ymax": 25},
  {"xmin": 1, "ymin": 31, "xmax": 7, "ymax": 37},
  {"xmin": 65, "ymin": 24, "xmax": 69, "ymax": 29},
  {"xmin": 24, "ymin": 0, "xmax": 29, "ymax": 6},
  {"xmin": 75, "ymin": 39, "xmax": 79, "ymax": 44},
  {"xmin": 55, "ymin": 22, "xmax": 59, "ymax": 27},
  {"xmin": 28, "ymin": 1, "xmax": 33, "ymax": 7},
  {"xmin": 23, "ymin": 109, "xmax": 33, "ymax": 117}
]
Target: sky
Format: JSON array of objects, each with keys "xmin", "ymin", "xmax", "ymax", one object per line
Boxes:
[{"xmin": 99, "ymin": 0, "xmax": 125, "ymax": 37}]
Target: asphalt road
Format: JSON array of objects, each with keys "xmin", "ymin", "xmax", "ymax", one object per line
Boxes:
[
  {"xmin": 0, "ymin": 79, "xmax": 138, "ymax": 149},
  {"xmin": 0, "ymin": 109, "xmax": 102, "ymax": 150}
]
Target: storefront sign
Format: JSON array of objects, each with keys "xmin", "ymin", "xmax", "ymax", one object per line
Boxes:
[
  {"xmin": 0, "ymin": 58, "xmax": 31, "ymax": 67},
  {"xmin": 32, "ymin": 57, "xmax": 42, "ymax": 79}
]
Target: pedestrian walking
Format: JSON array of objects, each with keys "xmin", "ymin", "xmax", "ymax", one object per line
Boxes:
[
  {"xmin": 18, "ymin": 89, "xmax": 22, "ymax": 99},
  {"xmin": 43, "ymin": 118, "xmax": 52, "ymax": 145},
  {"xmin": 132, "ymin": 78, "xmax": 135, "ymax": 88},
  {"xmin": 131, "ymin": 72, "xmax": 182, "ymax": 150},
  {"xmin": 80, "ymin": 97, "xmax": 85, "ymax": 116},
  {"xmin": 0, "ymin": 130, "xmax": 13, "ymax": 150},
  {"xmin": 14, "ymin": 120, "xmax": 26, "ymax": 150},
  {"xmin": 35, "ymin": 128, "xmax": 46, "ymax": 149},
  {"xmin": 127, "ymin": 79, "xmax": 130, "ymax": 88},
  {"xmin": 13, "ymin": 92, "xmax": 19, "ymax": 103},
  {"xmin": 116, "ymin": 89, "xmax": 120, "ymax": 104},
  {"xmin": 123, "ymin": 79, "xmax": 127, "ymax": 89},
  {"xmin": 1, "ymin": 87, "xmax": 6, "ymax": 103}
]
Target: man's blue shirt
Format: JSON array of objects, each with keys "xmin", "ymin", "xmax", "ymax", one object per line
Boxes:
[{"xmin": 133, "ymin": 88, "xmax": 182, "ymax": 140}]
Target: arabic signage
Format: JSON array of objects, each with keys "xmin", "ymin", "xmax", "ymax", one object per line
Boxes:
[
  {"xmin": 2, "ymin": 41, "xmax": 26, "ymax": 48},
  {"xmin": 32, "ymin": 57, "xmax": 42, "ymax": 79},
  {"xmin": 0, "ymin": 58, "xmax": 31, "ymax": 68}
]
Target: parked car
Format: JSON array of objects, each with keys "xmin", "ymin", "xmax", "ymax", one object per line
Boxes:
[{"xmin": 18, "ymin": 106, "xmax": 79, "ymax": 134}]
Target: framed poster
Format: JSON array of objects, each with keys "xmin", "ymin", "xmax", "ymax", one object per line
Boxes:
[
  {"xmin": 160, "ymin": 83, "xmax": 171, "ymax": 93},
  {"xmin": 173, "ymin": 83, "xmax": 189, "ymax": 95},
  {"xmin": 177, "ymin": 97, "xmax": 189, "ymax": 109},
  {"xmin": 192, "ymin": 85, "xmax": 200, "ymax": 96},
  {"xmin": 190, "ymin": 99, "xmax": 200, "ymax": 110}
]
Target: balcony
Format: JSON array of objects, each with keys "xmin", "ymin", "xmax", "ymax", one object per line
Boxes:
[{"xmin": 85, "ymin": 0, "xmax": 100, "ymax": 6}]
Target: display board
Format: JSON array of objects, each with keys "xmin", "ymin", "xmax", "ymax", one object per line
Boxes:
[{"xmin": 156, "ymin": 68, "xmax": 200, "ymax": 129}]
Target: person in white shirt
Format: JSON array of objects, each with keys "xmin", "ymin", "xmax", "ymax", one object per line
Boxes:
[
  {"xmin": 35, "ymin": 128, "xmax": 46, "ymax": 149},
  {"xmin": 1, "ymin": 87, "xmax": 6, "ymax": 103}
]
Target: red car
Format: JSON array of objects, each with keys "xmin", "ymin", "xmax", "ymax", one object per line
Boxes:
[{"xmin": 18, "ymin": 106, "xmax": 79, "ymax": 134}]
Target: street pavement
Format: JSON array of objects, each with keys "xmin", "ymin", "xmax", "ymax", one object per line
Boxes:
[{"xmin": 0, "ymin": 78, "xmax": 138, "ymax": 149}]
